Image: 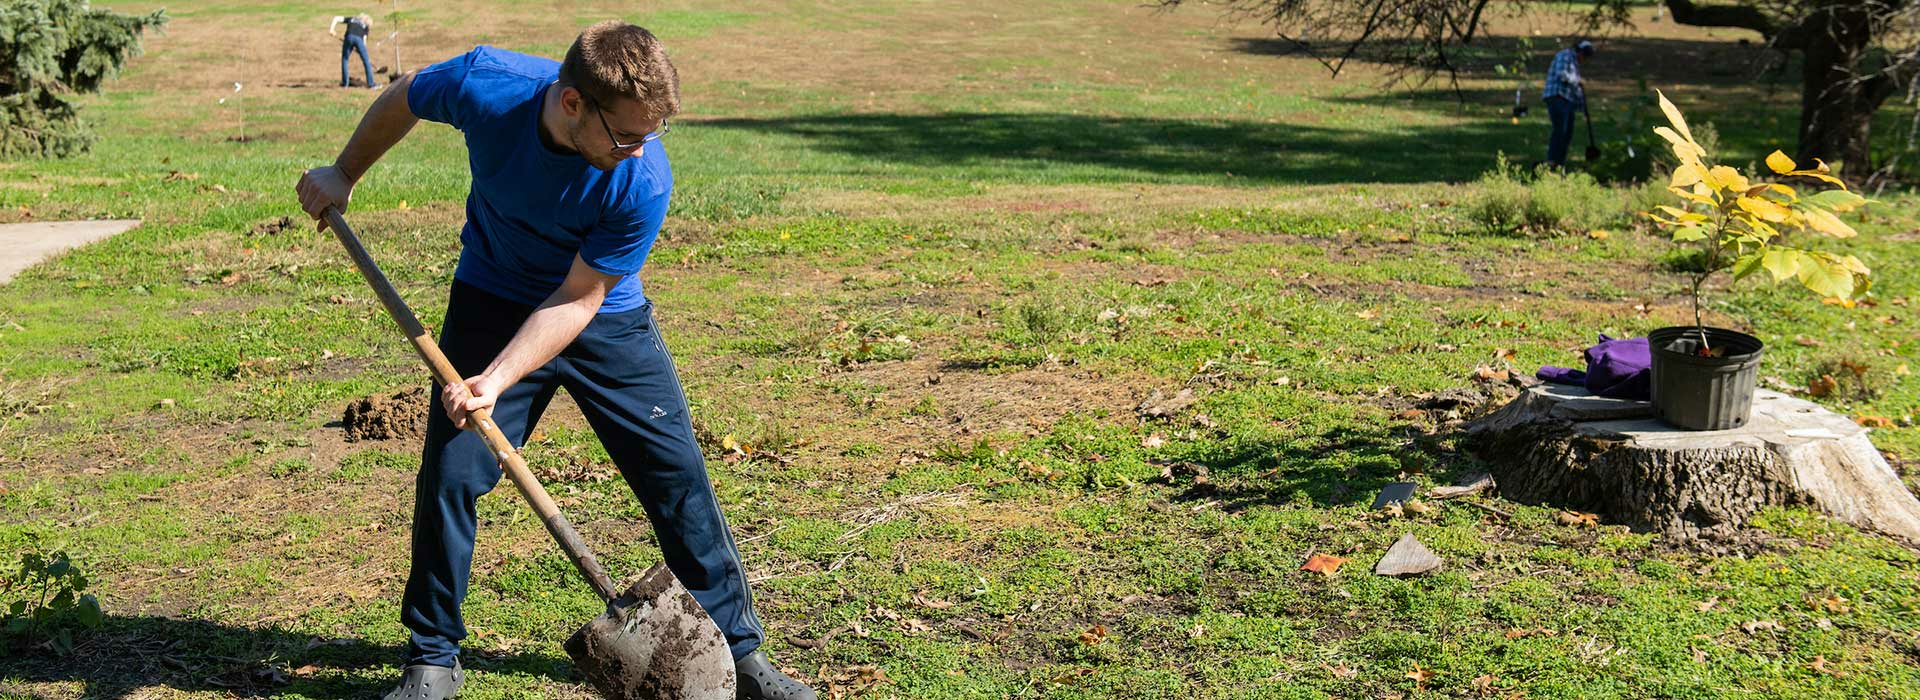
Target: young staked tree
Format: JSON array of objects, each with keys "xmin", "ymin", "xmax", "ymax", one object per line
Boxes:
[
  {"xmin": 1158, "ymin": 0, "xmax": 1920, "ymax": 182},
  {"xmin": 0, "ymin": 0, "xmax": 166, "ymax": 158}
]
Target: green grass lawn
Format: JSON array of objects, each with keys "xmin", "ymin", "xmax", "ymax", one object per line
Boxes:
[{"xmin": 3, "ymin": 1, "xmax": 1919, "ymax": 698}]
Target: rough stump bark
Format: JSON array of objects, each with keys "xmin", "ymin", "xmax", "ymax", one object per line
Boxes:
[{"xmin": 1465, "ymin": 384, "xmax": 1920, "ymax": 543}]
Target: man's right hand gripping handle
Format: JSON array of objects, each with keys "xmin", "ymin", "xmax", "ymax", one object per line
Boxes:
[{"xmin": 296, "ymin": 165, "xmax": 354, "ymax": 231}]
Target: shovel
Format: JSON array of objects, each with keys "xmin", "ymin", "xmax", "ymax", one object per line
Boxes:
[
  {"xmin": 1582, "ymin": 100, "xmax": 1601, "ymax": 162},
  {"xmin": 322, "ymin": 206, "xmax": 735, "ymax": 700}
]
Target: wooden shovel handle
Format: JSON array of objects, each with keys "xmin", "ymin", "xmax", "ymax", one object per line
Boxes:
[{"xmin": 323, "ymin": 206, "xmax": 620, "ymax": 602}]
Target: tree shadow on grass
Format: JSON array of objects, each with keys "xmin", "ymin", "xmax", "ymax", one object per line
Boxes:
[
  {"xmin": 0, "ymin": 615, "xmax": 576, "ymax": 699},
  {"xmin": 1165, "ymin": 424, "xmax": 1441, "ymax": 511},
  {"xmin": 697, "ymin": 112, "xmax": 1525, "ymax": 185},
  {"xmin": 1229, "ymin": 35, "xmax": 1779, "ymax": 89}
]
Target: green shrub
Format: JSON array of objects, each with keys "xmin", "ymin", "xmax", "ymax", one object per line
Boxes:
[
  {"xmin": 1466, "ymin": 156, "xmax": 1626, "ymax": 235},
  {"xmin": 2, "ymin": 541, "xmax": 102, "ymax": 655}
]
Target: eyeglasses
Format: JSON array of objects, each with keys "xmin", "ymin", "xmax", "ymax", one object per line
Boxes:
[{"xmin": 587, "ymin": 96, "xmax": 667, "ymax": 154}]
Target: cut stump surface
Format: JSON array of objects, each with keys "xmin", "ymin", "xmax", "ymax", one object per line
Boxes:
[{"xmin": 1465, "ymin": 384, "xmax": 1920, "ymax": 543}]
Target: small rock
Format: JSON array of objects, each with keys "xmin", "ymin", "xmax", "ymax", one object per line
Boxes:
[{"xmin": 1375, "ymin": 534, "xmax": 1444, "ymax": 577}]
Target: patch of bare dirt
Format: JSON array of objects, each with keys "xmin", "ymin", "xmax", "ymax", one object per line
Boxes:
[{"xmin": 342, "ymin": 388, "xmax": 430, "ymax": 442}]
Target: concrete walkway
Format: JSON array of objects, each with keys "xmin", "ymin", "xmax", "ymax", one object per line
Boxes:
[{"xmin": 0, "ymin": 219, "xmax": 142, "ymax": 284}]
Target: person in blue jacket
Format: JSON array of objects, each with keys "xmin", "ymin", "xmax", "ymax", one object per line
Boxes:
[{"xmin": 295, "ymin": 21, "xmax": 815, "ymax": 700}]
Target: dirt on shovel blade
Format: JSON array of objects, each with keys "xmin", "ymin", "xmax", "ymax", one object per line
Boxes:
[{"xmin": 343, "ymin": 387, "xmax": 429, "ymax": 442}]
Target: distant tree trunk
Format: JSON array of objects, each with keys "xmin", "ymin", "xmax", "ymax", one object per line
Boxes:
[
  {"xmin": 1665, "ymin": 0, "xmax": 1914, "ymax": 178},
  {"xmin": 1789, "ymin": 4, "xmax": 1878, "ymax": 171}
]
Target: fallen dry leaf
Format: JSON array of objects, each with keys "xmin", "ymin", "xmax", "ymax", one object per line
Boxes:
[
  {"xmin": 1301, "ymin": 553, "xmax": 1350, "ymax": 576},
  {"xmin": 1809, "ymin": 655, "xmax": 1841, "ymax": 676},
  {"xmin": 911, "ymin": 592, "xmax": 955, "ymax": 610},
  {"xmin": 1854, "ymin": 415, "xmax": 1894, "ymax": 429},
  {"xmin": 1321, "ymin": 662, "xmax": 1358, "ymax": 679},
  {"xmin": 1077, "ymin": 624, "xmax": 1109, "ymax": 646},
  {"xmin": 1472, "ymin": 674, "xmax": 1496, "ymax": 693},
  {"xmin": 1740, "ymin": 619, "xmax": 1783, "ymax": 634},
  {"xmin": 1403, "ymin": 499, "xmax": 1436, "ymax": 516},
  {"xmin": 1472, "ymin": 366, "xmax": 1512, "ymax": 383},
  {"xmin": 1553, "ymin": 507, "xmax": 1601, "ymax": 528},
  {"xmin": 1407, "ymin": 664, "xmax": 1437, "ymax": 687},
  {"xmin": 1808, "ymin": 374, "xmax": 1839, "ymax": 398},
  {"xmin": 1695, "ymin": 597, "xmax": 1719, "ymax": 612}
]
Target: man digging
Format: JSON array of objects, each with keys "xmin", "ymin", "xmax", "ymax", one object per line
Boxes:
[{"xmin": 295, "ymin": 22, "xmax": 816, "ymax": 700}]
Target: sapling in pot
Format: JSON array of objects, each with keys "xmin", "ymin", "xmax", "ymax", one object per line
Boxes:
[{"xmin": 1641, "ymin": 91, "xmax": 1871, "ymax": 429}]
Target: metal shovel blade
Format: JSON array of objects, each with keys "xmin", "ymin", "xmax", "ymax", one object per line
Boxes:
[{"xmin": 563, "ymin": 563, "xmax": 736, "ymax": 700}]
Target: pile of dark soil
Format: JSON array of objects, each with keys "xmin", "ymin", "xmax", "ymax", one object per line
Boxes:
[{"xmin": 343, "ymin": 387, "xmax": 429, "ymax": 442}]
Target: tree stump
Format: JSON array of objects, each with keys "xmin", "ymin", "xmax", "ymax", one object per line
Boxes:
[{"xmin": 1465, "ymin": 384, "xmax": 1920, "ymax": 544}]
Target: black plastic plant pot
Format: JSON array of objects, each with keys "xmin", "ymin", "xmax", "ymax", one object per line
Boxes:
[{"xmin": 1648, "ymin": 326, "xmax": 1766, "ymax": 431}]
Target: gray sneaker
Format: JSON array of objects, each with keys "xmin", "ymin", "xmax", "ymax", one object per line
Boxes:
[
  {"xmin": 382, "ymin": 658, "xmax": 464, "ymax": 700},
  {"xmin": 735, "ymin": 651, "xmax": 815, "ymax": 700}
]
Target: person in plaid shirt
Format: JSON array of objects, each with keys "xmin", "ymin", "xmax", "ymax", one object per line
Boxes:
[{"xmin": 1542, "ymin": 40, "xmax": 1594, "ymax": 168}]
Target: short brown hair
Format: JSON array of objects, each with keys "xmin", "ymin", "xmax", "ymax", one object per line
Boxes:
[{"xmin": 557, "ymin": 21, "xmax": 680, "ymax": 120}]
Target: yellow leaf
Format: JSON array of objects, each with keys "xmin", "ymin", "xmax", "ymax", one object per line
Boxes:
[
  {"xmin": 1797, "ymin": 253, "xmax": 1862, "ymax": 299},
  {"xmin": 1588, "ymin": 229, "xmax": 1610, "ymax": 240},
  {"xmin": 1656, "ymin": 127, "xmax": 1706, "ymax": 169},
  {"xmin": 1669, "ymin": 163, "xmax": 1705, "ymax": 189},
  {"xmin": 1759, "ymin": 248, "xmax": 1802, "ymax": 282},
  {"xmin": 1790, "ymin": 170, "xmax": 1846, "ymax": 187},
  {"xmin": 1655, "ymin": 90, "xmax": 1697, "ymax": 148},
  {"xmin": 1655, "ymin": 205, "xmax": 1704, "ymax": 222},
  {"xmin": 1674, "ymin": 186, "xmax": 1716, "ymax": 206},
  {"xmin": 720, "ymin": 433, "xmax": 750, "ymax": 456},
  {"xmin": 1786, "ymin": 159, "xmax": 1846, "ymax": 186},
  {"xmin": 1766, "ymin": 150, "xmax": 1797, "ymax": 174},
  {"xmin": 1707, "ymin": 165, "xmax": 1749, "ymax": 193},
  {"xmin": 1736, "ymin": 195, "xmax": 1792, "ymax": 223},
  {"xmin": 1803, "ymin": 207, "xmax": 1858, "ymax": 238}
]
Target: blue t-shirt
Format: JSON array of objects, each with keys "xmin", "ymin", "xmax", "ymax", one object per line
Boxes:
[{"xmin": 407, "ymin": 46, "xmax": 671, "ymax": 313}]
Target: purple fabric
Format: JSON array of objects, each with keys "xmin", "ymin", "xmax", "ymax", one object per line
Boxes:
[
  {"xmin": 1536, "ymin": 334, "xmax": 1652, "ymax": 400},
  {"xmin": 1536, "ymin": 366, "xmax": 1586, "ymax": 385}
]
